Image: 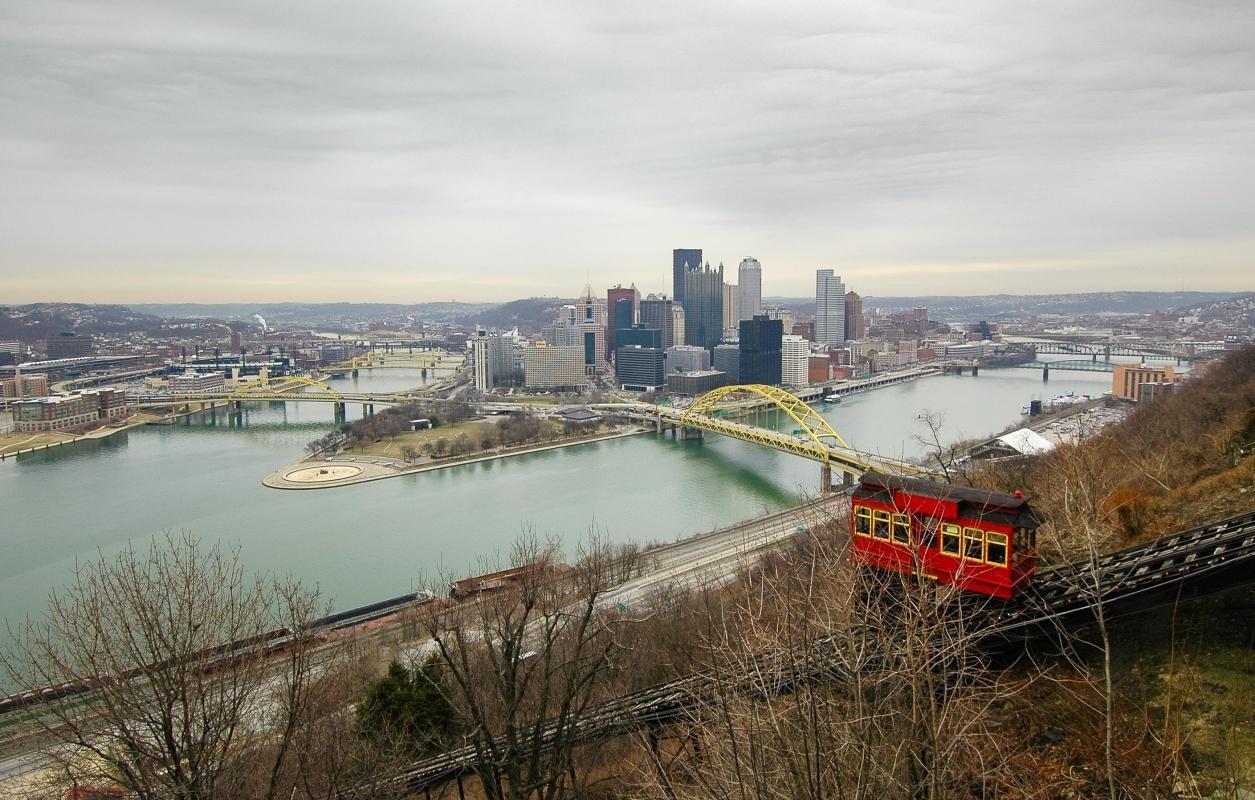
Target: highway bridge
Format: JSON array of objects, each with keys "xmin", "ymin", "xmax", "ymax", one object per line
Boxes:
[
  {"xmin": 1013, "ymin": 359, "xmax": 1117, "ymax": 373},
  {"xmin": 1011, "ymin": 339, "xmax": 1226, "ymax": 360},
  {"xmin": 326, "ymin": 350, "xmax": 464, "ymax": 375},
  {"xmin": 603, "ymin": 384, "xmax": 929, "ymax": 484},
  {"xmin": 129, "ymin": 380, "xmax": 927, "ymax": 482}
]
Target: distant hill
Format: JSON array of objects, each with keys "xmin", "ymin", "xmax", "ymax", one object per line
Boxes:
[
  {"xmin": 762, "ymin": 291, "xmax": 1248, "ymax": 320},
  {"xmin": 130, "ymin": 302, "xmax": 494, "ymax": 328},
  {"xmin": 0, "ymin": 303, "xmax": 193, "ymax": 340},
  {"xmin": 461, "ymin": 297, "xmax": 577, "ymax": 333}
]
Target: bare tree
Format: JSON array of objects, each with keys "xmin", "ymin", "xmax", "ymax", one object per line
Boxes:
[
  {"xmin": 416, "ymin": 536, "xmax": 627, "ymax": 800},
  {"xmin": 3, "ymin": 533, "xmax": 331, "ymax": 800},
  {"xmin": 628, "ymin": 527, "xmax": 1038, "ymax": 800},
  {"xmin": 908, "ymin": 411, "xmax": 963, "ymax": 479}
]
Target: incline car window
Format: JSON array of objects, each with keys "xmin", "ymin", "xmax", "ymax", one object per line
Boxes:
[
  {"xmin": 963, "ymin": 527, "xmax": 985, "ymax": 561},
  {"xmin": 873, "ymin": 510, "xmax": 891, "ymax": 540},
  {"xmin": 985, "ymin": 532, "xmax": 1008, "ymax": 566},
  {"xmin": 854, "ymin": 507, "xmax": 872, "ymax": 536},
  {"xmin": 891, "ymin": 514, "xmax": 911, "ymax": 544}
]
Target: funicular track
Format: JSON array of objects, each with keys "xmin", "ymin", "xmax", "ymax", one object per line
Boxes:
[{"xmin": 349, "ymin": 511, "xmax": 1255, "ymax": 798}]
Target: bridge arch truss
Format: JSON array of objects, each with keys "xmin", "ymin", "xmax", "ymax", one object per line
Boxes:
[{"xmin": 686, "ymin": 383, "xmax": 849, "ymax": 450}]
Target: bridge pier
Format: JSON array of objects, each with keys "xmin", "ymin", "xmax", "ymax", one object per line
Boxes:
[
  {"xmin": 334, "ymin": 402, "xmax": 346, "ymax": 424},
  {"xmin": 680, "ymin": 426, "xmax": 703, "ymax": 441},
  {"xmin": 971, "ymin": 365, "xmax": 978, "ymax": 376},
  {"xmin": 820, "ymin": 465, "xmax": 832, "ymax": 494},
  {"xmin": 364, "ymin": 404, "xmax": 375, "ymax": 417},
  {"xmin": 1042, "ymin": 365, "xmax": 1050, "ymax": 381}
]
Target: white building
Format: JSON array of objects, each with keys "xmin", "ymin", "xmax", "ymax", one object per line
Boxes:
[
  {"xmin": 738, "ymin": 258, "xmax": 762, "ymax": 322},
  {"xmin": 169, "ymin": 371, "xmax": 226, "ymax": 393},
  {"xmin": 722, "ymin": 283, "xmax": 740, "ymax": 333},
  {"xmin": 781, "ymin": 335, "xmax": 809, "ymax": 387},
  {"xmin": 523, "ymin": 344, "xmax": 588, "ymax": 390},
  {"xmin": 470, "ymin": 329, "xmax": 516, "ymax": 392},
  {"xmin": 671, "ymin": 304, "xmax": 686, "ymax": 347},
  {"xmin": 814, "ymin": 269, "xmax": 846, "ymax": 346}
]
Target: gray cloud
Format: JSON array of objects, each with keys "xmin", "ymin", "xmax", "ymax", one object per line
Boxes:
[{"xmin": 1, "ymin": 0, "xmax": 1252, "ymax": 302}]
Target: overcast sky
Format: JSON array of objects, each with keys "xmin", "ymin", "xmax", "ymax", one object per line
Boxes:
[{"xmin": 1, "ymin": 1, "xmax": 1252, "ymax": 304}]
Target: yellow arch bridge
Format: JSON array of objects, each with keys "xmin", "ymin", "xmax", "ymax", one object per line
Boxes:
[
  {"xmin": 619, "ymin": 384, "xmax": 928, "ymax": 484},
  {"xmin": 131, "ymin": 379, "xmax": 924, "ymax": 482}
]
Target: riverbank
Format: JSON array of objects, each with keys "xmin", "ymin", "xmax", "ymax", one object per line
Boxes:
[
  {"xmin": 0, "ymin": 411, "xmax": 170, "ymax": 460},
  {"xmin": 262, "ymin": 426, "xmax": 651, "ymax": 489}
]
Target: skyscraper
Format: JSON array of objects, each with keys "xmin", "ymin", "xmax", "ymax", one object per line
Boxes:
[
  {"xmin": 547, "ymin": 285, "xmax": 606, "ymax": 375},
  {"xmin": 722, "ymin": 283, "xmax": 740, "ymax": 334},
  {"xmin": 739, "ymin": 315, "xmax": 783, "ymax": 386},
  {"xmin": 639, "ymin": 295, "xmax": 676, "ymax": 349},
  {"xmin": 781, "ymin": 335, "xmax": 809, "ymax": 387},
  {"xmin": 471, "ymin": 328, "xmax": 516, "ymax": 392},
  {"xmin": 614, "ymin": 325, "xmax": 665, "ymax": 390},
  {"xmin": 671, "ymin": 304, "xmax": 685, "ymax": 346},
  {"xmin": 815, "ymin": 269, "xmax": 846, "ymax": 346},
  {"xmin": 712, "ymin": 343, "xmax": 741, "ymax": 382},
  {"xmin": 844, "ymin": 291, "xmax": 865, "ymax": 340},
  {"xmin": 738, "ymin": 257, "xmax": 762, "ymax": 322},
  {"xmin": 683, "ymin": 261, "xmax": 725, "ymax": 351},
  {"xmin": 672, "ymin": 248, "xmax": 702, "ymax": 305},
  {"xmin": 606, "ymin": 284, "xmax": 639, "ymax": 358}
]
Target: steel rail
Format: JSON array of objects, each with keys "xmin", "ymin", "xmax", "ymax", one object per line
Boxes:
[{"xmin": 347, "ymin": 511, "xmax": 1255, "ymax": 798}]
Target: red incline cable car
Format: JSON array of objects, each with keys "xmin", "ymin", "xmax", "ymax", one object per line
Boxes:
[{"xmin": 850, "ymin": 473, "xmax": 1047, "ymax": 599}]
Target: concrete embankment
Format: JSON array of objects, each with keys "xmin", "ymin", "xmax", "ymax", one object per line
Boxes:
[
  {"xmin": 262, "ymin": 427, "xmax": 650, "ymax": 490},
  {"xmin": 0, "ymin": 413, "xmax": 165, "ymax": 460}
]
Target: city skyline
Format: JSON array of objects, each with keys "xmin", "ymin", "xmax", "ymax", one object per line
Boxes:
[{"xmin": 3, "ymin": 1, "xmax": 1254, "ymax": 304}]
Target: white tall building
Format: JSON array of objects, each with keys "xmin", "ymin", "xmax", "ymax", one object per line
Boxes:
[
  {"xmin": 470, "ymin": 329, "xmax": 516, "ymax": 392},
  {"xmin": 781, "ymin": 335, "xmax": 809, "ymax": 387},
  {"xmin": 738, "ymin": 258, "xmax": 762, "ymax": 321},
  {"xmin": 722, "ymin": 283, "xmax": 740, "ymax": 334},
  {"xmin": 815, "ymin": 269, "xmax": 846, "ymax": 346},
  {"xmin": 671, "ymin": 304, "xmax": 686, "ymax": 346}
]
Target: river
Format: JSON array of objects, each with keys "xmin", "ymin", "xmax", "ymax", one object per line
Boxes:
[{"xmin": 0, "ymin": 361, "xmax": 1129, "ymax": 632}]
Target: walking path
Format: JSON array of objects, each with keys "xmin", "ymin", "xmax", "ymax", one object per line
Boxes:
[{"xmin": 262, "ymin": 427, "xmax": 649, "ymax": 490}]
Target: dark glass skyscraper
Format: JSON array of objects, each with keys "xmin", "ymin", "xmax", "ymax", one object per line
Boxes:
[
  {"xmin": 682, "ymin": 261, "xmax": 724, "ymax": 351},
  {"xmin": 672, "ymin": 248, "xmax": 702, "ymax": 305},
  {"xmin": 613, "ymin": 298, "xmax": 635, "ymax": 330},
  {"xmin": 616, "ymin": 325, "xmax": 662, "ymax": 349},
  {"xmin": 739, "ymin": 315, "xmax": 783, "ymax": 386}
]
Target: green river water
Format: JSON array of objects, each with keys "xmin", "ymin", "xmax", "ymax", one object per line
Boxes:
[{"xmin": 1, "ymin": 364, "xmax": 1121, "ymax": 630}]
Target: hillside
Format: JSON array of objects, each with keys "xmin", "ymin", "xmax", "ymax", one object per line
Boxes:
[
  {"xmin": 130, "ymin": 302, "xmax": 493, "ymax": 327},
  {"xmin": 0, "ymin": 303, "xmax": 177, "ymax": 340},
  {"xmin": 763, "ymin": 290, "xmax": 1247, "ymax": 320},
  {"xmin": 460, "ymin": 297, "xmax": 576, "ymax": 332}
]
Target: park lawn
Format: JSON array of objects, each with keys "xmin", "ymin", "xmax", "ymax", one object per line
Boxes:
[
  {"xmin": 0, "ymin": 429, "xmax": 79, "ymax": 454},
  {"xmin": 343, "ymin": 419, "xmax": 494, "ymax": 457}
]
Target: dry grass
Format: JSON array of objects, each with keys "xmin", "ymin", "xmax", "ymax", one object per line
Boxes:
[{"xmin": 342, "ymin": 419, "xmax": 491, "ymax": 456}]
